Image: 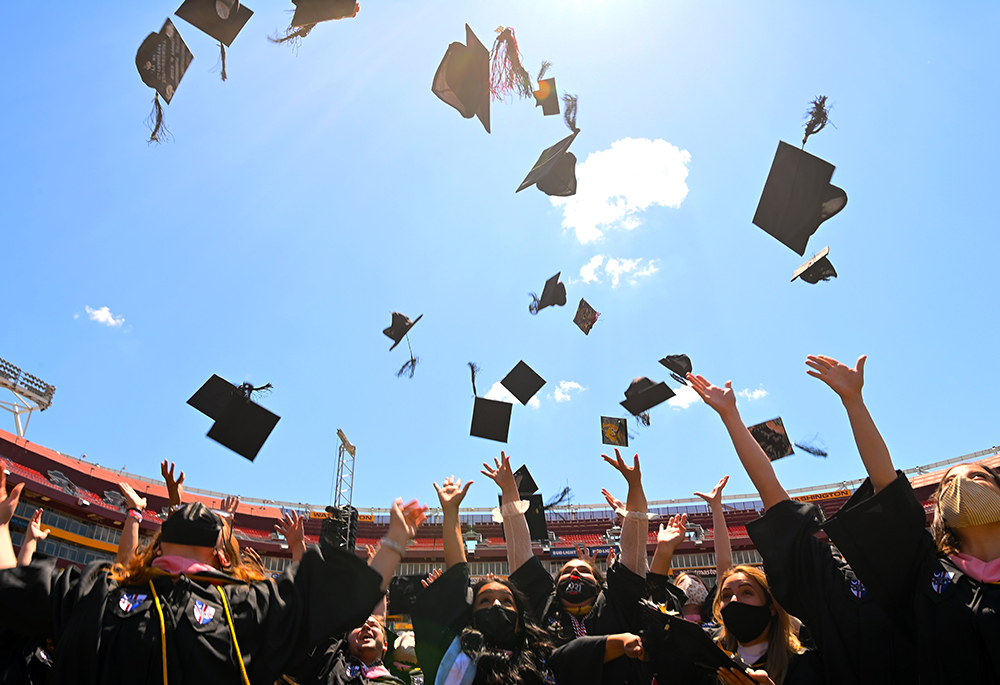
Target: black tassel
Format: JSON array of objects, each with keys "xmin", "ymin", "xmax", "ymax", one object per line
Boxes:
[
  {"xmin": 636, "ymin": 412, "xmax": 651, "ymax": 427},
  {"xmin": 219, "ymin": 42, "xmax": 227, "ymax": 82},
  {"xmin": 489, "ymin": 27, "xmax": 533, "ymax": 100},
  {"xmin": 544, "ymin": 486, "xmax": 572, "ymax": 509},
  {"xmin": 562, "ymin": 93, "xmax": 579, "ymax": 132},
  {"xmin": 537, "ymin": 60, "xmax": 551, "ymax": 81},
  {"xmin": 269, "ymin": 23, "xmax": 315, "ymax": 49},
  {"xmin": 239, "ymin": 382, "xmax": 273, "ymax": 400},
  {"xmin": 396, "ymin": 356, "xmax": 419, "ymax": 379},
  {"xmin": 468, "ymin": 362, "xmax": 480, "ymax": 397},
  {"xmin": 802, "ymin": 96, "xmax": 832, "ymax": 147},
  {"xmin": 145, "ymin": 93, "xmax": 170, "ymax": 145},
  {"xmin": 528, "ymin": 292, "xmax": 541, "ymax": 315}
]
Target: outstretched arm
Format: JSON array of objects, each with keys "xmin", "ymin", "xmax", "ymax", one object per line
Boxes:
[
  {"xmin": 806, "ymin": 355, "xmax": 896, "ymax": 493},
  {"xmin": 116, "ymin": 482, "xmax": 146, "ymax": 565},
  {"xmin": 694, "ymin": 475, "xmax": 732, "ymax": 578},
  {"xmin": 434, "ymin": 475, "xmax": 472, "ymax": 570},
  {"xmin": 160, "ymin": 460, "xmax": 185, "ymax": 509},
  {"xmin": 482, "ymin": 452, "xmax": 534, "ymax": 573},
  {"xmin": 649, "ymin": 513, "xmax": 687, "ymax": 575},
  {"xmin": 1, "ymin": 469, "xmax": 25, "ymax": 570},
  {"xmin": 689, "ymin": 374, "xmax": 789, "ymax": 510},
  {"xmin": 602, "ymin": 449, "xmax": 649, "ymax": 576},
  {"xmin": 275, "ymin": 511, "xmax": 307, "ymax": 564},
  {"xmin": 368, "ymin": 499, "xmax": 427, "ymax": 591}
]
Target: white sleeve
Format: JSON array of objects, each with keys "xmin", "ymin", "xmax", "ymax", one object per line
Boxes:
[
  {"xmin": 618, "ymin": 508, "xmax": 653, "ymax": 577},
  {"xmin": 499, "ymin": 500, "xmax": 534, "ymax": 574}
]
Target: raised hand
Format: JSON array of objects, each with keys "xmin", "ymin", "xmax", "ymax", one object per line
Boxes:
[
  {"xmin": 481, "ymin": 451, "xmax": 518, "ymax": 500},
  {"xmin": 657, "ymin": 513, "xmax": 688, "ymax": 550},
  {"xmin": 0, "ymin": 468, "xmax": 24, "ymax": 526},
  {"xmin": 688, "ymin": 374, "xmax": 737, "ymax": 416},
  {"xmin": 694, "ymin": 475, "xmax": 729, "ymax": 509},
  {"xmin": 118, "ymin": 482, "xmax": 147, "ymax": 511},
  {"xmin": 387, "ymin": 498, "xmax": 427, "ymax": 545},
  {"xmin": 434, "ymin": 476, "xmax": 473, "ymax": 513},
  {"xmin": 221, "ymin": 495, "xmax": 240, "ymax": 516},
  {"xmin": 241, "ymin": 546, "xmax": 263, "ymax": 568},
  {"xmin": 160, "ymin": 460, "xmax": 185, "ymax": 508},
  {"xmin": 365, "ymin": 543, "xmax": 378, "ymax": 562},
  {"xmin": 806, "ymin": 355, "xmax": 866, "ymax": 401},
  {"xmin": 602, "ymin": 488, "xmax": 625, "ymax": 514},
  {"xmin": 601, "ymin": 449, "xmax": 642, "ymax": 489},
  {"xmin": 420, "ymin": 568, "xmax": 443, "ymax": 588},
  {"xmin": 24, "ymin": 509, "xmax": 49, "ymax": 543},
  {"xmin": 575, "ymin": 543, "xmax": 599, "ymax": 568},
  {"xmin": 275, "ymin": 511, "xmax": 305, "ymax": 549}
]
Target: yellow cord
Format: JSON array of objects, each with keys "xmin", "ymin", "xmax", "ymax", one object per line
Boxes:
[
  {"xmin": 148, "ymin": 580, "xmax": 168, "ymax": 685},
  {"xmin": 216, "ymin": 585, "xmax": 252, "ymax": 685}
]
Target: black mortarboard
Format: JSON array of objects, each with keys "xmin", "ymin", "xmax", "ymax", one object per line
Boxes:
[
  {"xmin": 620, "ymin": 377, "xmax": 675, "ymax": 416},
  {"xmin": 753, "ymin": 141, "xmax": 848, "ymax": 256},
  {"xmin": 161, "ymin": 502, "xmax": 224, "ymax": 547},
  {"xmin": 175, "ymin": 0, "xmax": 253, "ymax": 45},
  {"xmin": 748, "ymin": 417, "xmax": 795, "ymax": 462},
  {"xmin": 501, "ymin": 361, "xmax": 546, "ymax": 405},
  {"xmin": 513, "ymin": 464, "xmax": 538, "ymax": 496},
  {"xmin": 573, "ymin": 298, "xmax": 600, "ymax": 335},
  {"xmin": 188, "ymin": 376, "xmax": 280, "ymax": 461},
  {"xmin": 529, "ymin": 272, "xmax": 567, "ymax": 314},
  {"xmin": 792, "ymin": 246, "xmax": 837, "ymax": 284},
  {"xmin": 534, "ymin": 77, "xmax": 560, "ymax": 116},
  {"xmin": 383, "ymin": 312, "xmax": 422, "ymax": 351},
  {"xmin": 136, "ymin": 19, "xmax": 193, "ymax": 105},
  {"xmin": 470, "ymin": 397, "xmax": 512, "ymax": 443},
  {"xmin": 601, "ymin": 417, "xmax": 628, "ymax": 447},
  {"xmin": 432, "ymin": 24, "xmax": 490, "ymax": 134},
  {"xmin": 187, "ymin": 374, "xmax": 235, "ymax": 420},
  {"xmin": 291, "ymin": 0, "xmax": 358, "ymax": 27},
  {"xmin": 639, "ymin": 599, "xmax": 750, "ymax": 682},
  {"xmin": 516, "ymin": 131, "xmax": 579, "ymax": 196},
  {"xmin": 498, "ymin": 492, "xmax": 548, "ymax": 540},
  {"xmin": 659, "ymin": 355, "xmax": 692, "ymax": 386}
]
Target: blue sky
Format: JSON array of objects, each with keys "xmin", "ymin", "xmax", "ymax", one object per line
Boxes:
[{"xmin": 3, "ymin": 0, "xmax": 999, "ymax": 512}]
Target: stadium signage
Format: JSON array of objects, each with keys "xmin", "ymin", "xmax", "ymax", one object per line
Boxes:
[
  {"xmin": 792, "ymin": 489, "xmax": 850, "ymax": 503},
  {"xmin": 550, "ymin": 548, "xmax": 578, "ymax": 558},
  {"xmin": 357, "ymin": 514, "xmax": 374, "ymax": 522}
]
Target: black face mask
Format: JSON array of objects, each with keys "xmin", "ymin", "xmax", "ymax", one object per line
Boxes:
[
  {"xmin": 472, "ymin": 606, "xmax": 519, "ymax": 650},
  {"xmin": 720, "ymin": 601, "xmax": 773, "ymax": 644},
  {"xmin": 557, "ymin": 571, "xmax": 599, "ymax": 604}
]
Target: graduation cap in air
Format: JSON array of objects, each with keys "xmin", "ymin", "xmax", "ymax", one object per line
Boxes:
[
  {"xmin": 501, "ymin": 361, "xmax": 545, "ymax": 405},
  {"xmin": 499, "ymin": 464, "xmax": 548, "ymax": 540},
  {"xmin": 432, "ymin": 24, "xmax": 490, "ymax": 134},
  {"xmin": 620, "ymin": 377, "xmax": 675, "ymax": 420},
  {"xmin": 601, "ymin": 417, "xmax": 628, "ymax": 447},
  {"xmin": 383, "ymin": 312, "xmax": 422, "ymax": 378},
  {"xmin": 533, "ymin": 61, "xmax": 560, "ymax": 116},
  {"xmin": 174, "ymin": 0, "xmax": 253, "ymax": 81},
  {"xmin": 270, "ymin": 0, "xmax": 357, "ymax": 45},
  {"xmin": 792, "ymin": 246, "xmax": 837, "ymax": 284},
  {"xmin": 187, "ymin": 375, "xmax": 280, "ymax": 461},
  {"xmin": 517, "ymin": 94, "xmax": 581, "ymax": 196},
  {"xmin": 136, "ymin": 19, "xmax": 193, "ymax": 143},
  {"xmin": 468, "ymin": 363, "xmax": 512, "ymax": 443},
  {"xmin": 573, "ymin": 298, "xmax": 600, "ymax": 335},
  {"xmin": 659, "ymin": 355, "xmax": 692, "ymax": 386},
  {"xmin": 529, "ymin": 273, "xmax": 567, "ymax": 314},
  {"xmin": 747, "ymin": 417, "xmax": 795, "ymax": 462},
  {"xmin": 513, "ymin": 464, "xmax": 538, "ymax": 496}
]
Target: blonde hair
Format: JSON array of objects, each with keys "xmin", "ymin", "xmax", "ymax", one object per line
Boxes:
[{"xmin": 712, "ymin": 565, "xmax": 801, "ymax": 685}]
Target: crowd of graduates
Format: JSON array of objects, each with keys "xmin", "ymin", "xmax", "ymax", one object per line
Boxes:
[{"xmin": 2, "ymin": 353, "xmax": 1000, "ymax": 684}]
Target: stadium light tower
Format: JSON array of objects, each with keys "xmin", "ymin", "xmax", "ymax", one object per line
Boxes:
[
  {"xmin": 0, "ymin": 356, "xmax": 56, "ymax": 438},
  {"xmin": 333, "ymin": 429, "xmax": 356, "ymax": 508}
]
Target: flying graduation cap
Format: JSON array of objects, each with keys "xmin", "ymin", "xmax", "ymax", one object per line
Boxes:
[
  {"xmin": 533, "ymin": 62, "xmax": 559, "ymax": 116},
  {"xmin": 620, "ymin": 377, "xmax": 675, "ymax": 424},
  {"xmin": 175, "ymin": 0, "xmax": 253, "ymax": 81},
  {"xmin": 517, "ymin": 94, "xmax": 581, "ymax": 196},
  {"xmin": 659, "ymin": 354, "xmax": 692, "ymax": 386},
  {"xmin": 529, "ymin": 272, "xmax": 567, "ymax": 314},
  {"xmin": 271, "ymin": 0, "xmax": 358, "ymax": 45},
  {"xmin": 500, "ymin": 464, "xmax": 549, "ymax": 541},
  {"xmin": 500, "ymin": 361, "xmax": 546, "ymax": 405},
  {"xmin": 187, "ymin": 374, "xmax": 280, "ymax": 461},
  {"xmin": 747, "ymin": 417, "xmax": 795, "ymax": 462},
  {"xmin": 136, "ymin": 19, "xmax": 193, "ymax": 143},
  {"xmin": 792, "ymin": 246, "xmax": 837, "ymax": 284},
  {"xmin": 601, "ymin": 416, "xmax": 628, "ymax": 447},
  {"xmin": 383, "ymin": 312, "xmax": 422, "ymax": 378},
  {"xmin": 432, "ymin": 24, "xmax": 491, "ymax": 133},
  {"xmin": 468, "ymin": 363, "xmax": 512, "ymax": 443},
  {"xmin": 573, "ymin": 298, "xmax": 600, "ymax": 335}
]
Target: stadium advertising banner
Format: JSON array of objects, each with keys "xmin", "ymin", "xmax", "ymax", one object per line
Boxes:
[
  {"xmin": 357, "ymin": 514, "xmax": 374, "ymax": 522},
  {"xmin": 550, "ymin": 548, "xmax": 578, "ymax": 558},
  {"xmin": 792, "ymin": 489, "xmax": 850, "ymax": 503}
]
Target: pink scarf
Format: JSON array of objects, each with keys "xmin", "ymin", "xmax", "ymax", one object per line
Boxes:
[
  {"xmin": 359, "ymin": 662, "xmax": 392, "ymax": 680},
  {"xmin": 950, "ymin": 553, "xmax": 1000, "ymax": 583},
  {"xmin": 152, "ymin": 555, "xmax": 217, "ymax": 576}
]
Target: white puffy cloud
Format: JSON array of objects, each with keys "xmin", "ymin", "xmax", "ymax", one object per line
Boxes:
[
  {"xmin": 486, "ymin": 381, "xmax": 540, "ymax": 409},
  {"xmin": 577, "ymin": 256, "xmax": 659, "ymax": 288},
  {"xmin": 552, "ymin": 381, "xmax": 585, "ymax": 403},
  {"xmin": 738, "ymin": 387, "xmax": 768, "ymax": 401},
  {"xmin": 84, "ymin": 306, "xmax": 124, "ymax": 327},
  {"xmin": 667, "ymin": 385, "xmax": 701, "ymax": 410},
  {"xmin": 551, "ymin": 138, "xmax": 691, "ymax": 243},
  {"xmin": 579, "ymin": 256, "xmax": 604, "ymax": 284}
]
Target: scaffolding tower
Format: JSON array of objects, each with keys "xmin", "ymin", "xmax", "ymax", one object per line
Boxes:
[
  {"xmin": 333, "ymin": 429, "xmax": 356, "ymax": 508},
  {"xmin": 0, "ymin": 357, "xmax": 56, "ymax": 438}
]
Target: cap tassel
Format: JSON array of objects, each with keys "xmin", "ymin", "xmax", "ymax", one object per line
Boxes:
[
  {"xmin": 238, "ymin": 382, "xmax": 273, "ymax": 401},
  {"xmin": 636, "ymin": 412, "xmax": 651, "ymax": 427},
  {"xmin": 269, "ymin": 23, "xmax": 315, "ymax": 48},
  {"xmin": 396, "ymin": 338, "xmax": 419, "ymax": 379},
  {"xmin": 544, "ymin": 486, "xmax": 572, "ymax": 509},
  {"xmin": 528, "ymin": 292, "xmax": 541, "ymax": 315},
  {"xmin": 219, "ymin": 43, "xmax": 228, "ymax": 82},
  {"xmin": 468, "ymin": 362, "xmax": 480, "ymax": 397},
  {"xmin": 537, "ymin": 60, "xmax": 551, "ymax": 82},
  {"xmin": 490, "ymin": 27, "xmax": 533, "ymax": 101},
  {"xmin": 802, "ymin": 96, "xmax": 832, "ymax": 147},
  {"xmin": 145, "ymin": 93, "xmax": 170, "ymax": 145},
  {"xmin": 562, "ymin": 93, "xmax": 579, "ymax": 133}
]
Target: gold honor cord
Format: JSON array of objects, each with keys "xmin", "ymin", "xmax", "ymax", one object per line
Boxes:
[
  {"xmin": 217, "ymin": 585, "xmax": 252, "ymax": 685},
  {"xmin": 148, "ymin": 581, "xmax": 169, "ymax": 685}
]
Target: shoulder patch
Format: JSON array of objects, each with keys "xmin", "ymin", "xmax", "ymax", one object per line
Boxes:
[
  {"xmin": 193, "ymin": 599, "xmax": 216, "ymax": 625},
  {"xmin": 119, "ymin": 592, "xmax": 147, "ymax": 612},
  {"xmin": 930, "ymin": 570, "xmax": 955, "ymax": 594},
  {"xmin": 849, "ymin": 577, "xmax": 867, "ymax": 599}
]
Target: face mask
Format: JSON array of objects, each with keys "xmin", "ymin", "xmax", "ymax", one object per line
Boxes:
[
  {"xmin": 472, "ymin": 605, "xmax": 519, "ymax": 650},
  {"xmin": 720, "ymin": 601, "xmax": 773, "ymax": 644},
  {"xmin": 939, "ymin": 476, "xmax": 1000, "ymax": 528},
  {"xmin": 676, "ymin": 576, "xmax": 708, "ymax": 606},
  {"xmin": 557, "ymin": 571, "xmax": 599, "ymax": 604}
]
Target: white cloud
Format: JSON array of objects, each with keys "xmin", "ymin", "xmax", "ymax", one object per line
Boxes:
[
  {"xmin": 84, "ymin": 306, "xmax": 124, "ymax": 327},
  {"xmin": 552, "ymin": 381, "xmax": 585, "ymax": 403},
  {"xmin": 667, "ymin": 385, "xmax": 701, "ymax": 410},
  {"xmin": 485, "ymin": 381, "xmax": 540, "ymax": 409},
  {"xmin": 579, "ymin": 256, "xmax": 604, "ymax": 284},
  {"xmin": 576, "ymin": 256, "xmax": 659, "ymax": 288},
  {"xmin": 738, "ymin": 387, "xmax": 768, "ymax": 401},
  {"xmin": 551, "ymin": 137, "xmax": 691, "ymax": 243}
]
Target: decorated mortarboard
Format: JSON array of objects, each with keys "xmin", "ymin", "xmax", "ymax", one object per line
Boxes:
[
  {"xmin": 533, "ymin": 61, "xmax": 559, "ymax": 116},
  {"xmin": 529, "ymin": 272, "xmax": 567, "ymax": 314},
  {"xmin": 753, "ymin": 98, "xmax": 846, "ymax": 257},
  {"xmin": 659, "ymin": 354, "xmax": 693, "ymax": 386},
  {"xmin": 136, "ymin": 19, "xmax": 193, "ymax": 143},
  {"xmin": 468, "ymin": 363, "xmax": 512, "ymax": 443},
  {"xmin": 601, "ymin": 416, "xmax": 628, "ymax": 447},
  {"xmin": 188, "ymin": 375, "xmax": 280, "ymax": 461},
  {"xmin": 432, "ymin": 24, "xmax": 491, "ymax": 134},
  {"xmin": 383, "ymin": 312, "xmax": 422, "ymax": 378},
  {"xmin": 792, "ymin": 246, "xmax": 837, "ymax": 284},
  {"xmin": 620, "ymin": 377, "xmax": 674, "ymax": 421},
  {"xmin": 271, "ymin": 0, "xmax": 358, "ymax": 45},
  {"xmin": 513, "ymin": 464, "xmax": 538, "ymax": 495},
  {"xmin": 747, "ymin": 417, "xmax": 795, "ymax": 462},
  {"xmin": 517, "ymin": 95, "xmax": 581, "ymax": 196},
  {"xmin": 175, "ymin": 0, "xmax": 253, "ymax": 81},
  {"xmin": 501, "ymin": 361, "xmax": 545, "ymax": 405},
  {"xmin": 573, "ymin": 298, "xmax": 600, "ymax": 335},
  {"xmin": 161, "ymin": 502, "xmax": 224, "ymax": 547}
]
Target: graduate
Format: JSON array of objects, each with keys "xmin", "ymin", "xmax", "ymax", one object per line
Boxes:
[
  {"xmin": 688, "ymin": 370, "xmax": 917, "ymax": 684},
  {"xmin": 811, "ymin": 355, "xmax": 1000, "ymax": 684}
]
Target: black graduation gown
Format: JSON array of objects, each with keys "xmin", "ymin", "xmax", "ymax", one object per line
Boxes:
[
  {"xmin": 0, "ymin": 547, "xmax": 384, "ymax": 685},
  {"xmin": 746, "ymin": 499, "xmax": 917, "ymax": 685},
  {"xmin": 282, "ymin": 635, "xmax": 404, "ymax": 685},
  {"xmin": 823, "ymin": 473, "xmax": 1000, "ymax": 685}
]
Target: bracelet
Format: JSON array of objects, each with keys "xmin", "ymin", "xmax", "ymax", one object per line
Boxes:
[
  {"xmin": 379, "ymin": 537, "xmax": 408, "ymax": 557},
  {"xmin": 126, "ymin": 508, "xmax": 144, "ymax": 521}
]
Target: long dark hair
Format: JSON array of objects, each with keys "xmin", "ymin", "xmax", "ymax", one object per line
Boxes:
[
  {"xmin": 459, "ymin": 578, "xmax": 554, "ymax": 685},
  {"xmin": 931, "ymin": 462, "xmax": 1000, "ymax": 555}
]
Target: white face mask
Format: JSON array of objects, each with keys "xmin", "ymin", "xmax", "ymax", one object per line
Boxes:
[
  {"xmin": 939, "ymin": 475, "xmax": 1000, "ymax": 528},
  {"xmin": 676, "ymin": 575, "xmax": 708, "ymax": 605}
]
